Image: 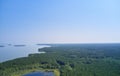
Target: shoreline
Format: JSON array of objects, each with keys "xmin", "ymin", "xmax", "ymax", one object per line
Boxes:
[
  {"xmin": 10, "ymin": 68, "xmax": 60, "ymax": 76},
  {"xmin": 0, "ymin": 45, "xmax": 51, "ymax": 63}
]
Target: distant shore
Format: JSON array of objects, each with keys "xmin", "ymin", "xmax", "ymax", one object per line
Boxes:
[{"xmin": 14, "ymin": 45, "xmax": 26, "ymax": 47}]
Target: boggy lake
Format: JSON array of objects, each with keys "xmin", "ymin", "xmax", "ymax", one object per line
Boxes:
[
  {"xmin": 23, "ymin": 72, "xmax": 54, "ymax": 76},
  {"xmin": 0, "ymin": 44, "xmax": 50, "ymax": 62}
]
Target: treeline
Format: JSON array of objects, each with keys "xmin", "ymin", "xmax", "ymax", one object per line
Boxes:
[{"xmin": 0, "ymin": 44, "xmax": 120, "ymax": 76}]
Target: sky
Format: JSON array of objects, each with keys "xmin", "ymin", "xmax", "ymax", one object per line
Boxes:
[{"xmin": 0, "ymin": 0, "xmax": 120, "ymax": 44}]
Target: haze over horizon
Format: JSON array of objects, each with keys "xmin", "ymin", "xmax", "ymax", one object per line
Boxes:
[{"xmin": 0, "ymin": 0, "xmax": 120, "ymax": 44}]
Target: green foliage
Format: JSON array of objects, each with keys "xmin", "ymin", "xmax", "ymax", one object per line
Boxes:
[{"xmin": 0, "ymin": 44, "xmax": 120, "ymax": 76}]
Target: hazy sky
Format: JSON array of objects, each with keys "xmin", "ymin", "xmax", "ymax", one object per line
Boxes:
[{"xmin": 0, "ymin": 0, "xmax": 120, "ymax": 44}]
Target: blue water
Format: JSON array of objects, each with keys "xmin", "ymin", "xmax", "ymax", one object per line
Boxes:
[
  {"xmin": 0, "ymin": 44, "xmax": 50, "ymax": 62},
  {"xmin": 23, "ymin": 72, "xmax": 54, "ymax": 76}
]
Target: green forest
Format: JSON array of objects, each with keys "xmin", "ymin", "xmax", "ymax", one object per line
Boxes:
[{"xmin": 0, "ymin": 44, "xmax": 120, "ymax": 76}]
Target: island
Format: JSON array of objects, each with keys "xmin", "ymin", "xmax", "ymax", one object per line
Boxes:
[
  {"xmin": 14, "ymin": 45, "xmax": 26, "ymax": 47},
  {"xmin": 0, "ymin": 45, "xmax": 5, "ymax": 47}
]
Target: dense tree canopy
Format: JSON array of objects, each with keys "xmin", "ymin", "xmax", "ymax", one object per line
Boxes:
[{"xmin": 0, "ymin": 44, "xmax": 120, "ymax": 76}]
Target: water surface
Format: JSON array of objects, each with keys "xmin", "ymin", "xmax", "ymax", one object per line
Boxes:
[
  {"xmin": 0, "ymin": 44, "xmax": 50, "ymax": 62},
  {"xmin": 23, "ymin": 72, "xmax": 54, "ymax": 76}
]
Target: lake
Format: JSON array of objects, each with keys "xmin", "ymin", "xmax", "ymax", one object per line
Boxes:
[
  {"xmin": 23, "ymin": 72, "xmax": 54, "ymax": 76},
  {"xmin": 0, "ymin": 44, "xmax": 50, "ymax": 62}
]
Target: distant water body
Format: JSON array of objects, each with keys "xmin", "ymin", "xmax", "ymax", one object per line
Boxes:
[
  {"xmin": 23, "ymin": 72, "xmax": 54, "ymax": 76},
  {"xmin": 0, "ymin": 44, "xmax": 50, "ymax": 62}
]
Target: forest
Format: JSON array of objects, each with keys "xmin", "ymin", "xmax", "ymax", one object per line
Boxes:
[{"xmin": 0, "ymin": 44, "xmax": 120, "ymax": 76}]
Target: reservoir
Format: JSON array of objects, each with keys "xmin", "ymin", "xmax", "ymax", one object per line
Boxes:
[
  {"xmin": 23, "ymin": 72, "xmax": 54, "ymax": 76},
  {"xmin": 0, "ymin": 44, "xmax": 50, "ymax": 62}
]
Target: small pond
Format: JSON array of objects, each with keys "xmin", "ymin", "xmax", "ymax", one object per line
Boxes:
[{"xmin": 23, "ymin": 72, "xmax": 54, "ymax": 76}]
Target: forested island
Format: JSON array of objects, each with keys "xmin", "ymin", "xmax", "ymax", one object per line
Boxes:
[
  {"xmin": 0, "ymin": 44, "xmax": 120, "ymax": 76},
  {"xmin": 14, "ymin": 45, "xmax": 26, "ymax": 47}
]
